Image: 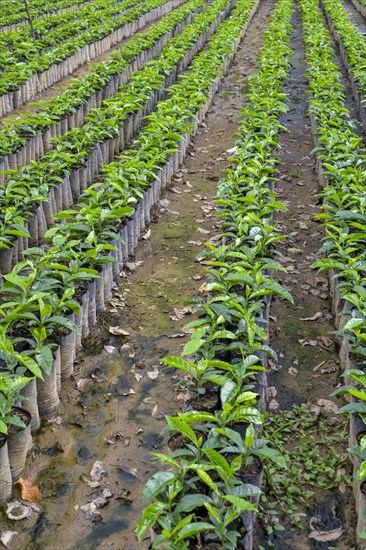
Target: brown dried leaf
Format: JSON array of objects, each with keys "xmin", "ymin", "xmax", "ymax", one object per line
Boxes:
[
  {"xmin": 316, "ymin": 399, "xmax": 338, "ymax": 413},
  {"xmin": 308, "ymin": 527, "xmax": 343, "ymax": 542},
  {"xmin": 109, "ymin": 326, "xmax": 130, "ymax": 336},
  {"xmin": 299, "ymin": 312, "xmax": 322, "ymax": 322},
  {"xmin": 0, "ymin": 530, "xmax": 18, "ymax": 549},
  {"xmin": 121, "ymin": 343, "xmax": 135, "ymax": 358},
  {"xmin": 104, "ymin": 345, "xmax": 117, "ymax": 354},
  {"xmin": 319, "ymin": 335, "xmax": 333, "ymax": 348},
  {"xmin": 17, "ymin": 478, "xmax": 40, "ymax": 502},
  {"xmin": 313, "ymin": 359, "xmax": 326, "ymax": 372}
]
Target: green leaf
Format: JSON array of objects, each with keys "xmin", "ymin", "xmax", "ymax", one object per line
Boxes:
[
  {"xmin": 142, "ymin": 472, "xmax": 176, "ymax": 507},
  {"xmin": 175, "ymin": 494, "xmax": 206, "ymax": 514},
  {"xmin": 162, "ymin": 356, "xmax": 196, "ymax": 376},
  {"xmin": 181, "ymin": 338, "xmax": 204, "ymax": 356},
  {"xmin": 204, "ymin": 448, "xmax": 232, "ymax": 479},
  {"xmin": 166, "ymin": 415, "xmax": 198, "ymax": 446},
  {"xmin": 220, "ymin": 380, "xmax": 236, "ymax": 407},
  {"xmin": 176, "ymin": 522, "xmax": 216, "ymax": 541},
  {"xmin": 137, "ymin": 501, "xmax": 165, "ymax": 540},
  {"xmin": 47, "ymin": 316, "xmax": 80, "ymax": 334},
  {"xmin": 224, "ymin": 495, "xmax": 255, "ymax": 511},
  {"xmin": 18, "ymin": 354, "xmax": 43, "ymax": 379}
]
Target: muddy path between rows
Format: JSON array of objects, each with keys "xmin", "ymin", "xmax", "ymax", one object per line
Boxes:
[
  {"xmin": 256, "ymin": 3, "xmax": 359, "ymax": 549},
  {"xmin": 0, "ymin": 2, "xmax": 274, "ymax": 548}
]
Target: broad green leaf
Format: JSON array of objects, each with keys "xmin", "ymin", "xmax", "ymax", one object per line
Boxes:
[
  {"xmin": 142, "ymin": 472, "xmax": 176, "ymax": 507},
  {"xmin": 181, "ymin": 338, "xmax": 204, "ymax": 356},
  {"xmin": 137, "ymin": 501, "xmax": 165, "ymax": 540}
]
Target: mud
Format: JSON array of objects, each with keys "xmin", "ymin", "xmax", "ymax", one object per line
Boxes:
[
  {"xmin": 0, "ymin": 3, "xmax": 274, "ymax": 548},
  {"xmin": 257, "ymin": 4, "xmax": 357, "ymax": 549}
]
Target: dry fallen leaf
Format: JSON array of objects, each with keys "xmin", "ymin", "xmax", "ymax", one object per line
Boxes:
[
  {"xmin": 116, "ymin": 464, "xmax": 144, "ymax": 483},
  {"xmin": 109, "ymin": 326, "xmax": 130, "ymax": 336},
  {"xmin": 104, "ymin": 345, "xmax": 117, "ymax": 354},
  {"xmin": 147, "ymin": 368, "xmax": 159, "ymax": 380},
  {"xmin": 288, "ymin": 367, "xmax": 299, "ymax": 376},
  {"xmin": 0, "ymin": 530, "xmax": 17, "ymax": 549},
  {"xmin": 143, "ymin": 229, "xmax": 151, "ymax": 240},
  {"xmin": 319, "ymin": 335, "xmax": 333, "ymax": 348},
  {"xmin": 151, "ymin": 405, "xmax": 158, "ymax": 417},
  {"xmin": 121, "ymin": 343, "xmax": 135, "ymax": 358},
  {"xmin": 105, "ymin": 432, "xmax": 130, "ymax": 446},
  {"xmin": 308, "ymin": 525, "xmax": 343, "ymax": 542},
  {"xmin": 90, "ymin": 461, "xmax": 105, "ymax": 483},
  {"xmin": 47, "ymin": 416, "xmax": 62, "ymax": 425},
  {"xmin": 268, "ymin": 399, "xmax": 280, "ymax": 411},
  {"xmin": 299, "ymin": 312, "xmax": 322, "ymax": 322},
  {"xmin": 80, "ymin": 474, "xmax": 100, "ymax": 488},
  {"xmin": 187, "ymin": 240, "xmax": 202, "ymax": 246},
  {"xmin": 316, "ymin": 399, "xmax": 338, "ymax": 413},
  {"xmin": 169, "ymin": 306, "xmax": 192, "ymax": 321},
  {"xmin": 313, "ymin": 359, "xmax": 326, "ymax": 372},
  {"xmin": 17, "ymin": 478, "xmax": 40, "ymax": 502},
  {"xmin": 133, "ymin": 372, "xmax": 143, "ymax": 382}
]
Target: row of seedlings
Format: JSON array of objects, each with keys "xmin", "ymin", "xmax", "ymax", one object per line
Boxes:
[
  {"xmin": 0, "ymin": 0, "xmax": 213, "ymax": 171},
  {"xmin": 320, "ymin": 0, "xmax": 366, "ymax": 129},
  {"xmin": 0, "ymin": 0, "xmax": 136, "ymax": 52},
  {"xmin": 137, "ymin": 0, "xmax": 296, "ymax": 548},
  {"xmin": 0, "ymin": 0, "xmax": 238, "ymax": 277},
  {"xmin": 0, "ymin": 0, "xmax": 187, "ymax": 116},
  {"xmin": 0, "ymin": 0, "xmax": 260, "ymax": 506},
  {"xmin": 300, "ymin": 0, "xmax": 366, "ymax": 542},
  {"xmin": 0, "ymin": 0, "xmax": 92, "ymax": 30}
]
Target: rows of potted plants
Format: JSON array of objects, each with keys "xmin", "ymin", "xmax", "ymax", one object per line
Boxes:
[
  {"xmin": 299, "ymin": 0, "xmax": 366, "ymax": 541},
  {"xmin": 1, "ymin": 0, "xmax": 143, "ymax": 63},
  {"xmin": 0, "ymin": 0, "xmax": 92, "ymax": 29},
  {"xmin": 320, "ymin": 0, "xmax": 366, "ymax": 130},
  {"xmin": 137, "ymin": 0, "xmax": 295, "ymax": 546},
  {"xmin": 0, "ymin": 0, "xmax": 260, "ymax": 507},
  {"xmin": 0, "ymin": 0, "xmax": 185, "ymax": 116},
  {"xmin": 0, "ymin": 0, "xmax": 211, "ymax": 163},
  {"xmin": 0, "ymin": 0, "xmax": 235, "ymax": 276}
]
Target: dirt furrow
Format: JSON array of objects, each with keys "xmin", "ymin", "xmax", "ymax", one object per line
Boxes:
[{"xmin": 0, "ymin": 2, "xmax": 274, "ymax": 548}]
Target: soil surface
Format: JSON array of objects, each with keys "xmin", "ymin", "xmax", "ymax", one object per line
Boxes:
[{"xmin": 0, "ymin": 2, "xmax": 274, "ymax": 548}]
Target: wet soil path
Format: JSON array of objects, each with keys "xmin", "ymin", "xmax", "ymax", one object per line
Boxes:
[{"xmin": 0, "ymin": 2, "xmax": 274, "ymax": 548}]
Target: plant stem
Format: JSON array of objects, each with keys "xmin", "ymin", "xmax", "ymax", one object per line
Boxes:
[{"xmin": 22, "ymin": 0, "xmax": 36, "ymax": 41}]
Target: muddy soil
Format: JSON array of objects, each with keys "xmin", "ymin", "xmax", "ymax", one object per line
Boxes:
[
  {"xmin": 256, "ymin": 4, "xmax": 358, "ymax": 549},
  {"xmin": 0, "ymin": 3, "xmax": 274, "ymax": 549}
]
